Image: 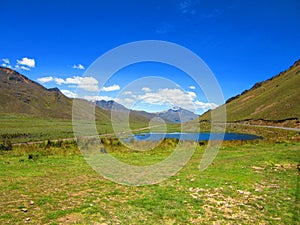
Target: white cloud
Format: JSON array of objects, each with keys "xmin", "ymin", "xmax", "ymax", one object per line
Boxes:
[
  {"xmin": 122, "ymin": 91, "xmax": 132, "ymax": 95},
  {"xmin": 189, "ymin": 85, "xmax": 196, "ymax": 89},
  {"xmin": 64, "ymin": 76, "xmax": 82, "ymax": 84},
  {"xmin": 2, "ymin": 58, "xmax": 10, "ymax": 64},
  {"xmin": 123, "ymin": 98, "xmax": 135, "ymax": 103},
  {"xmin": 78, "ymin": 77, "xmax": 99, "ymax": 91},
  {"xmin": 80, "ymin": 87, "xmax": 219, "ymax": 113},
  {"xmin": 67, "ymin": 85, "xmax": 77, "ymax": 88},
  {"xmin": 20, "ymin": 66, "xmax": 31, "ymax": 71},
  {"xmin": 54, "ymin": 78, "xmax": 65, "ymax": 85},
  {"xmin": 37, "ymin": 76, "xmax": 53, "ymax": 83},
  {"xmin": 52, "ymin": 76, "xmax": 99, "ymax": 91},
  {"xmin": 141, "ymin": 87, "xmax": 151, "ymax": 92},
  {"xmin": 16, "ymin": 57, "xmax": 35, "ymax": 68},
  {"xmin": 1, "ymin": 58, "xmax": 12, "ymax": 69},
  {"xmin": 73, "ymin": 64, "xmax": 85, "ymax": 70},
  {"xmin": 137, "ymin": 88, "xmax": 195, "ymax": 110},
  {"xmin": 1, "ymin": 63, "xmax": 12, "ymax": 68},
  {"xmin": 187, "ymin": 91, "xmax": 197, "ymax": 99},
  {"xmin": 61, "ymin": 90, "xmax": 78, "ymax": 98},
  {"xmin": 194, "ymin": 100, "xmax": 218, "ymax": 111},
  {"xmin": 117, "ymin": 88, "xmax": 218, "ymax": 112},
  {"xmin": 83, "ymin": 95, "xmax": 116, "ymax": 102},
  {"xmin": 101, "ymin": 84, "xmax": 120, "ymax": 92}
]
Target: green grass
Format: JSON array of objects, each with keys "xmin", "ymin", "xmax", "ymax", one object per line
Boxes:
[
  {"xmin": 0, "ymin": 114, "xmax": 152, "ymax": 143},
  {"xmin": 0, "ymin": 114, "xmax": 187, "ymax": 145},
  {"xmin": 0, "ymin": 140, "xmax": 299, "ymax": 224},
  {"xmin": 0, "ymin": 115, "xmax": 74, "ymax": 143}
]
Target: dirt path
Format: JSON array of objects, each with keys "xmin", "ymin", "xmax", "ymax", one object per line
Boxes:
[{"xmin": 227, "ymin": 123, "xmax": 300, "ymax": 132}]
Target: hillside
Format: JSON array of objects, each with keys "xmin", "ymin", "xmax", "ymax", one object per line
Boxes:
[
  {"xmin": 95, "ymin": 100, "xmax": 128, "ymax": 112},
  {"xmin": 0, "ymin": 67, "xmax": 115, "ymax": 122},
  {"xmin": 0, "ymin": 66, "xmax": 74, "ymax": 119},
  {"xmin": 0, "ymin": 67, "xmax": 152, "ymax": 131},
  {"xmin": 200, "ymin": 60, "xmax": 300, "ymax": 126}
]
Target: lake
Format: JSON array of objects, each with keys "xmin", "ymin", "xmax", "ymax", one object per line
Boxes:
[{"xmin": 129, "ymin": 132, "xmax": 263, "ymax": 142}]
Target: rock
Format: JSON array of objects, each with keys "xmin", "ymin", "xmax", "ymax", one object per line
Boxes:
[
  {"xmin": 254, "ymin": 188, "xmax": 262, "ymax": 192},
  {"xmin": 25, "ymin": 218, "xmax": 30, "ymax": 221},
  {"xmin": 237, "ymin": 190, "xmax": 251, "ymax": 196},
  {"xmin": 252, "ymin": 166, "xmax": 264, "ymax": 170},
  {"xmin": 29, "ymin": 200, "xmax": 34, "ymax": 205},
  {"xmin": 21, "ymin": 208, "xmax": 28, "ymax": 212},
  {"xmin": 271, "ymin": 217, "xmax": 281, "ymax": 221},
  {"xmin": 237, "ymin": 190, "xmax": 244, "ymax": 194}
]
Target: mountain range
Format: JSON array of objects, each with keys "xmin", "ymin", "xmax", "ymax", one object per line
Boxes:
[
  {"xmin": 1, "ymin": 59, "xmax": 299, "ymax": 127},
  {"xmin": 0, "ymin": 67, "xmax": 198, "ymax": 124},
  {"xmin": 95, "ymin": 100, "xmax": 199, "ymax": 123}
]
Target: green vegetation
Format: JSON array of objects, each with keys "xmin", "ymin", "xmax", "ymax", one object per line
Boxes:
[
  {"xmin": 1, "ymin": 61, "xmax": 299, "ymax": 224},
  {"xmin": 0, "ymin": 140, "xmax": 299, "ymax": 224},
  {"xmin": 0, "ymin": 115, "xmax": 74, "ymax": 143},
  {"xmin": 201, "ymin": 60, "xmax": 300, "ymax": 125},
  {"xmin": 0, "ymin": 114, "xmax": 152, "ymax": 144}
]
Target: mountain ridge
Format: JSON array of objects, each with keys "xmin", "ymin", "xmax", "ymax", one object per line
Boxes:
[
  {"xmin": 0, "ymin": 67, "xmax": 119, "ymax": 123},
  {"xmin": 0, "ymin": 66, "xmax": 73, "ymax": 119},
  {"xmin": 96, "ymin": 100, "xmax": 199, "ymax": 124},
  {"xmin": 200, "ymin": 59, "xmax": 300, "ymax": 127}
]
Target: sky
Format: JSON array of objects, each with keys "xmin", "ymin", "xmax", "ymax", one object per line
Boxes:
[{"xmin": 1, "ymin": 0, "xmax": 299, "ymax": 114}]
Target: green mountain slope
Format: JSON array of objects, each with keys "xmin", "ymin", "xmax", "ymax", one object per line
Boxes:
[{"xmin": 201, "ymin": 60, "xmax": 300, "ymax": 124}]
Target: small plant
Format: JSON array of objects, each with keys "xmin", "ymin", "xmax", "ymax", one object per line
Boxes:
[
  {"xmin": 0, "ymin": 139, "xmax": 12, "ymax": 151},
  {"xmin": 28, "ymin": 154, "xmax": 39, "ymax": 160}
]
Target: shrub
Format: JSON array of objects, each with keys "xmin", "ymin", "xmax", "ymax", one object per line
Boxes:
[{"xmin": 0, "ymin": 139, "xmax": 12, "ymax": 151}]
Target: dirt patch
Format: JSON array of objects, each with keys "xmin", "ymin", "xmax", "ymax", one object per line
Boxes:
[
  {"xmin": 241, "ymin": 95, "xmax": 255, "ymax": 103},
  {"xmin": 252, "ymin": 104, "xmax": 274, "ymax": 115},
  {"xmin": 246, "ymin": 118, "xmax": 300, "ymax": 129},
  {"xmin": 188, "ymin": 186, "xmax": 265, "ymax": 224},
  {"xmin": 57, "ymin": 213, "xmax": 83, "ymax": 224}
]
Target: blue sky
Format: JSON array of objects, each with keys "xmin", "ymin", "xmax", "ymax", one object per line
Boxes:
[{"xmin": 1, "ymin": 0, "xmax": 299, "ymax": 114}]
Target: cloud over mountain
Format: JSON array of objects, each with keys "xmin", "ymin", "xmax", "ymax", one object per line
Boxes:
[{"xmin": 16, "ymin": 57, "xmax": 35, "ymax": 70}]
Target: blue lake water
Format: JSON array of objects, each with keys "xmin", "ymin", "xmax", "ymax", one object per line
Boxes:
[{"xmin": 131, "ymin": 132, "xmax": 263, "ymax": 141}]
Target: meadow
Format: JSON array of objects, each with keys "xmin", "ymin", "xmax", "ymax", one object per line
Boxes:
[
  {"xmin": 0, "ymin": 137, "xmax": 299, "ymax": 224},
  {"xmin": 0, "ymin": 115, "xmax": 153, "ymax": 144}
]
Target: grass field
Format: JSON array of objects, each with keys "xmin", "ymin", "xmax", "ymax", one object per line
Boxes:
[
  {"xmin": 0, "ymin": 115, "xmax": 153, "ymax": 144},
  {"xmin": 0, "ymin": 139, "xmax": 299, "ymax": 224}
]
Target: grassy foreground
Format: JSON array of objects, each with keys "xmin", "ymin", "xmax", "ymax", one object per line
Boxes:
[{"xmin": 0, "ymin": 140, "xmax": 299, "ymax": 224}]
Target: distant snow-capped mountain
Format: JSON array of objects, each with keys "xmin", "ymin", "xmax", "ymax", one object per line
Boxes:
[{"xmin": 95, "ymin": 100, "xmax": 198, "ymax": 124}]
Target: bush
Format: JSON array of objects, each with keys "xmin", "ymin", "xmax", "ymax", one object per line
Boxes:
[{"xmin": 0, "ymin": 139, "xmax": 13, "ymax": 151}]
